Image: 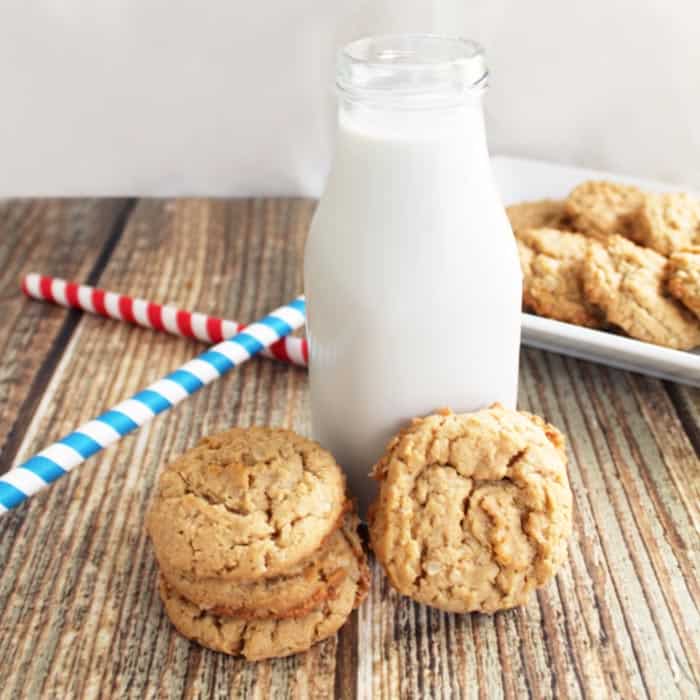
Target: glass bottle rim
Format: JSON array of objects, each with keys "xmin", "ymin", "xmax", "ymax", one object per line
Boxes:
[{"xmin": 337, "ymin": 34, "xmax": 488, "ymax": 103}]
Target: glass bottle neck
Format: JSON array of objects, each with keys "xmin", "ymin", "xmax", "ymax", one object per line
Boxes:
[{"xmin": 337, "ymin": 35, "xmax": 488, "ymax": 104}]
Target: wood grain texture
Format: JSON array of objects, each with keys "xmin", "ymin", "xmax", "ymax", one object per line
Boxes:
[
  {"xmin": 668, "ymin": 384, "xmax": 700, "ymax": 455},
  {"xmin": 0, "ymin": 198, "xmax": 698, "ymax": 700},
  {"xmin": 0, "ymin": 199, "xmax": 131, "ymax": 470}
]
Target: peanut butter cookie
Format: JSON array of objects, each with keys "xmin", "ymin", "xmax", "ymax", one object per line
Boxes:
[
  {"xmin": 667, "ymin": 247, "xmax": 700, "ymax": 318},
  {"xmin": 517, "ymin": 227, "xmax": 604, "ymax": 328},
  {"xmin": 160, "ymin": 513, "xmax": 362, "ymax": 620},
  {"xmin": 506, "ymin": 199, "xmax": 568, "ymax": 233},
  {"xmin": 368, "ymin": 406, "xmax": 572, "ymax": 614},
  {"xmin": 158, "ymin": 544, "xmax": 368, "ymax": 660},
  {"xmin": 582, "ymin": 235, "xmax": 700, "ymax": 349},
  {"xmin": 147, "ymin": 428, "xmax": 347, "ymax": 583},
  {"xmin": 564, "ymin": 180, "xmax": 644, "ymax": 241},
  {"xmin": 635, "ymin": 192, "xmax": 700, "ymax": 255}
]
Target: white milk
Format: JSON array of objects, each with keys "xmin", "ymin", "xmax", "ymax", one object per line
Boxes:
[{"xmin": 304, "ymin": 36, "xmax": 521, "ymax": 514}]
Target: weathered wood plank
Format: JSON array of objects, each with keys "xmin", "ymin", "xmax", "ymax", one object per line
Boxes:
[
  {"xmin": 0, "ymin": 198, "xmax": 131, "ymax": 469},
  {"xmin": 0, "ymin": 198, "xmax": 699, "ymax": 699},
  {"xmin": 520, "ymin": 351, "xmax": 700, "ymax": 697},
  {"xmin": 667, "ymin": 384, "xmax": 700, "ymax": 455}
]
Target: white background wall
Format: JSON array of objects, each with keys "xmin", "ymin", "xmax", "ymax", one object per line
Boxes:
[{"xmin": 0, "ymin": 0, "xmax": 698, "ymax": 196}]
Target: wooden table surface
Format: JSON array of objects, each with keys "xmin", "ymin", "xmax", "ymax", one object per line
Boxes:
[{"xmin": 0, "ymin": 198, "xmax": 699, "ymax": 700}]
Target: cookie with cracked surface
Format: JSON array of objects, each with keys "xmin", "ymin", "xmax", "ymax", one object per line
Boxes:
[
  {"xmin": 506, "ymin": 199, "xmax": 568, "ymax": 233},
  {"xmin": 368, "ymin": 406, "xmax": 573, "ymax": 614},
  {"xmin": 517, "ymin": 227, "xmax": 605, "ymax": 328},
  {"xmin": 158, "ymin": 546, "xmax": 368, "ymax": 660},
  {"xmin": 582, "ymin": 235, "xmax": 700, "ymax": 349},
  {"xmin": 159, "ymin": 512, "xmax": 363, "ymax": 620},
  {"xmin": 634, "ymin": 192, "xmax": 700, "ymax": 255},
  {"xmin": 667, "ymin": 247, "xmax": 700, "ymax": 318},
  {"xmin": 147, "ymin": 427, "xmax": 347, "ymax": 583},
  {"xmin": 564, "ymin": 180, "xmax": 644, "ymax": 241}
]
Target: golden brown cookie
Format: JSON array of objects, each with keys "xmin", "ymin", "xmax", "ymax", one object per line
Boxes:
[
  {"xmin": 160, "ymin": 512, "xmax": 362, "ymax": 620},
  {"xmin": 634, "ymin": 192, "xmax": 700, "ymax": 255},
  {"xmin": 582, "ymin": 235, "xmax": 700, "ymax": 349},
  {"xmin": 667, "ymin": 247, "xmax": 700, "ymax": 318},
  {"xmin": 368, "ymin": 406, "xmax": 572, "ymax": 614},
  {"xmin": 158, "ymin": 543, "xmax": 368, "ymax": 660},
  {"xmin": 147, "ymin": 428, "xmax": 347, "ymax": 583},
  {"xmin": 506, "ymin": 199, "xmax": 568, "ymax": 233},
  {"xmin": 517, "ymin": 227, "xmax": 604, "ymax": 328},
  {"xmin": 564, "ymin": 180, "xmax": 644, "ymax": 241}
]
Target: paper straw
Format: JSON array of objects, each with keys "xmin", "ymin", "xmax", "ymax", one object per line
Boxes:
[
  {"xmin": 0, "ymin": 296, "xmax": 306, "ymax": 515},
  {"xmin": 22, "ymin": 273, "xmax": 308, "ymax": 368}
]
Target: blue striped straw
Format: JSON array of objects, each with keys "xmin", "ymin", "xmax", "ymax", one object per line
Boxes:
[{"xmin": 0, "ymin": 297, "xmax": 306, "ymax": 515}]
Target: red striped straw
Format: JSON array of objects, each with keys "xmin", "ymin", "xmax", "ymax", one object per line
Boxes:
[{"xmin": 22, "ymin": 273, "xmax": 308, "ymax": 367}]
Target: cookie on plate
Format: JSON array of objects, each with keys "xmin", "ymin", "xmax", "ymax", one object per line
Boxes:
[
  {"xmin": 516, "ymin": 227, "xmax": 604, "ymax": 328},
  {"xmin": 368, "ymin": 406, "xmax": 573, "ymax": 614},
  {"xmin": 506, "ymin": 199, "xmax": 568, "ymax": 233},
  {"xmin": 158, "ymin": 550, "xmax": 368, "ymax": 661},
  {"xmin": 634, "ymin": 192, "xmax": 700, "ymax": 255},
  {"xmin": 159, "ymin": 512, "xmax": 362, "ymax": 620},
  {"xmin": 667, "ymin": 247, "xmax": 700, "ymax": 318},
  {"xmin": 147, "ymin": 427, "xmax": 347, "ymax": 583},
  {"xmin": 582, "ymin": 235, "xmax": 700, "ymax": 349},
  {"xmin": 564, "ymin": 180, "xmax": 644, "ymax": 241}
]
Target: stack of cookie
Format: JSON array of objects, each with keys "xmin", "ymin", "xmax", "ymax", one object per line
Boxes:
[
  {"xmin": 509, "ymin": 181, "xmax": 700, "ymax": 350},
  {"xmin": 146, "ymin": 427, "xmax": 368, "ymax": 661}
]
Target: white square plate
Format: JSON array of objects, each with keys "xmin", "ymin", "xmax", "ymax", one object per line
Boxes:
[{"xmin": 492, "ymin": 155, "xmax": 700, "ymax": 387}]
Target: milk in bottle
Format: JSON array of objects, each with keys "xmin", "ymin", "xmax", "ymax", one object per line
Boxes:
[{"xmin": 304, "ymin": 35, "xmax": 521, "ymax": 514}]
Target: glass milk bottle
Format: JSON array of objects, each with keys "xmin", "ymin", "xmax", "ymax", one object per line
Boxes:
[{"xmin": 304, "ymin": 35, "xmax": 521, "ymax": 514}]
